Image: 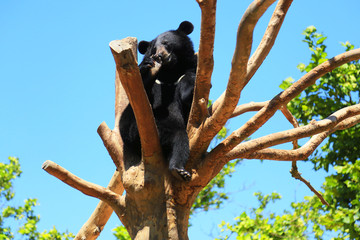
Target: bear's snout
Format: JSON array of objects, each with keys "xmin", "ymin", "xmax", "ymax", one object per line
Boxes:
[{"xmin": 154, "ymin": 46, "xmax": 171, "ymax": 62}]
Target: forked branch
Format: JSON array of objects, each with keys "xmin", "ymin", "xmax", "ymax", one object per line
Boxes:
[
  {"xmin": 290, "ymin": 164, "xmax": 329, "ymax": 206},
  {"xmin": 206, "ymin": 48, "xmax": 360, "ymax": 163},
  {"xmin": 210, "ymin": 0, "xmax": 276, "ymax": 134},
  {"xmin": 236, "ymin": 115, "xmax": 360, "ymax": 161},
  {"xmin": 225, "ymin": 104, "xmax": 360, "ymax": 160},
  {"xmin": 189, "ymin": 0, "xmax": 277, "ymax": 162},
  {"xmin": 211, "ymin": 0, "xmax": 293, "ymax": 113},
  {"xmin": 246, "ymin": 0, "xmax": 293, "ymax": 81}
]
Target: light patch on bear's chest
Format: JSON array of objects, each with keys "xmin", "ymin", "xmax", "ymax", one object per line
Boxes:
[{"xmin": 155, "ymin": 74, "xmax": 185, "ymax": 86}]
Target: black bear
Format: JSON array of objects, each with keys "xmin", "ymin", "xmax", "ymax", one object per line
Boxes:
[{"xmin": 120, "ymin": 21, "xmax": 197, "ymax": 181}]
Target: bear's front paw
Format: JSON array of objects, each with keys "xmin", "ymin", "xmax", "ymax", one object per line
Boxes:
[
  {"xmin": 150, "ymin": 61, "xmax": 161, "ymax": 76},
  {"xmin": 171, "ymin": 168, "xmax": 192, "ymax": 181}
]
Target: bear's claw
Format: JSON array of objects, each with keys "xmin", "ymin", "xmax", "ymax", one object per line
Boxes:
[{"xmin": 171, "ymin": 168, "xmax": 192, "ymax": 181}]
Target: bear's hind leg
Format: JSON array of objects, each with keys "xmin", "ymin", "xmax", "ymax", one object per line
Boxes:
[{"xmin": 165, "ymin": 130, "xmax": 192, "ymax": 181}]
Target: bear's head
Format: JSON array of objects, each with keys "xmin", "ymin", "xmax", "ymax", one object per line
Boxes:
[{"xmin": 138, "ymin": 21, "xmax": 196, "ymax": 82}]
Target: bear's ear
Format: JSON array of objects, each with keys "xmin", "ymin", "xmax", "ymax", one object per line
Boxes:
[
  {"xmin": 138, "ymin": 41, "xmax": 150, "ymax": 54},
  {"xmin": 177, "ymin": 21, "xmax": 194, "ymax": 35}
]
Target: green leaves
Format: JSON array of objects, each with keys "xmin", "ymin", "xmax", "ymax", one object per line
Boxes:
[
  {"xmin": 217, "ymin": 192, "xmax": 311, "ymax": 240},
  {"xmin": 279, "ymin": 77, "xmax": 294, "ymax": 90},
  {"xmin": 0, "ymin": 157, "xmax": 74, "ymax": 240},
  {"xmin": 113, "ymin": 226, "xmax": 131, "ymax": 240},
  {"xmin": 0, "ymin": 157, "xmax": 21, "ymax": 201}
]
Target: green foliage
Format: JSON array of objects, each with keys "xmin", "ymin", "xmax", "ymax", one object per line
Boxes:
[
  {"xmin": 0, "ymin": 157, "xmax": 74, "ymax": 240},
  {"xmin": 0, "ymin": 156, "xmax": 21, "ymax": 202},
  {"xmin": 112, "ymin": 226, "xmax": 131, "ymax": 240},
  {"xmin": 320, "ymin": 160, "xmax": 360, "ymax": 238},
  {"xmin": 217, "ymin": 161, "xmax": 360, "ymax": 239},
  {"xmin": 217, "ymin": 192, "xmax": 313, "ymax": 240}
]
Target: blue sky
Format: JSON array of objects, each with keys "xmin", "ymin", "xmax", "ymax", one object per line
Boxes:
[{"xmin": 1, "ymin": 0, "xmax": 360, "ymax": 239}]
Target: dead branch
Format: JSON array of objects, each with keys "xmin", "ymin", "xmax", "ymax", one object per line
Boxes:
[
  {"xmin": 42, "ymin": 160, "xmax": 123, "ymax": 209},
  {"xmin": 98, "ymin": 122, "xmax": 124, "ymax": 171},
  {"xmin": 290, "ymin": 164, "xmax": 329, "ymax": 206},
  {"xmin": 189, "ymin": 0, "xmax": 277, "ymax": 163},
  {"xmin": 188, "ymin": 0, "xmax": 217, "ymax": 128},
  {"xmin": 281, "ymin": 103, "xmax": 326, "ymax": 205},
  {"xmin": 75, "ymin": 171, "xmax": 124, "ymax": 240},
  {"xmin": 109, "ymin": 39, "xmax": 162, "ymax": 159}
]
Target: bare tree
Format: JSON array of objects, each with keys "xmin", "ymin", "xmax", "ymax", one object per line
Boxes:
[{"xmin": 42, "ymin": 0, "xmax": 360, "ymax": 239}]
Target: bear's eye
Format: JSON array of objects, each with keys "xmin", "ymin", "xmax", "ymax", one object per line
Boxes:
[{"xmin": 162, "ymin": 41, "xmax": 169, "ymax": 46}]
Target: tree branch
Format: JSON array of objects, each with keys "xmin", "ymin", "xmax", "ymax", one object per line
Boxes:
[
  {"xmin": 240, "ymin": 115, "xmax": 360, "ymax": 161},
  {"xmin": 188, "ymin": 0, "xmax": 217, "ymax": 128},
  {"xmin": 98, "ymin": 122, "xmax": 124, "ymax": 171},
  {"xmin": 210, "ymin": 0, "xmax": 292, "ymax": 115},
  {"xmin": 42, "ymin": 160, "xmax": 123, "ymax": 209},
  {"xmin": 189, "ymin": 0, "xmax": 276, "ymax": 163},
  {"xmin": 113, "ymin": 37, "xmax": 136, "ymax": 132},
  {"xmin": 207, "ymin": 48, "xmax": 360, "ymax": 162},
  {"xmin": 280, "ymin": 105, "xmax": 299, "ymax": 149},
  {"xmin": 75, "ymin": 171, "xmax": 124, "ymax": 240},
  {"xmin": 225, "ymin": 105, "xmax": 360, "ymax": 160},
  {"xmin": 290, "ymin": 164, "xmax": 329, "ymax": 206},
  {"xmin": 246, "ymin": 0, "xmax": 293, "ymax": 81},
  {"xmin": 230, "ymin": 101, "xmax": 269, "ymax": 118},
  {"xmin": 109, "ymin": 39, "xmax": 162, "ymax": 159},
  {"xmin": 210, "ymin": 0, "xmax": 276, "ymax": 132},
  {"xmin": 114, "ymin": 70, "xmax": 130, "ymax": 132}
]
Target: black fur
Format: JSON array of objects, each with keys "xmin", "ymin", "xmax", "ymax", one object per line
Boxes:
[{"xmin": 120, "ymin": 21, "xmax": 196, "ymax": 181}]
